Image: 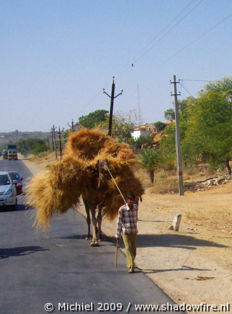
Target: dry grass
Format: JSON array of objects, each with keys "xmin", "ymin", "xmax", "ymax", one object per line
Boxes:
[
  {"xmin": 136, "ymin": 168, "xmax": 179, "ymax": 194},
  {"xmin": 151, "ymin": 177, "xmax": 178, "ymax": 194},
  {"xmin": 26, "ymin": 128, "xmax": 144, "ymax": 229}
]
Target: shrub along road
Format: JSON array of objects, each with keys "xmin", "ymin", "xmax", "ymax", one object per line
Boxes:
[{"xmin": 0, "ymin": 159, "xmax": 182, "ymax": 314}]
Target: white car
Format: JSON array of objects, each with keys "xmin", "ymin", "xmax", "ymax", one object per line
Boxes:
[{"xmin": 0, "ymin": 171, "xmax": 17, "ymax": 209}]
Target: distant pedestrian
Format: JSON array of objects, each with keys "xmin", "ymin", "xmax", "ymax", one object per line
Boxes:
[{"xmin": 115, "ymin": 193, "xmax": 138, "ymax": 273}]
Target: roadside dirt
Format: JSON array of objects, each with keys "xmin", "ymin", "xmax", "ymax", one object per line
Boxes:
[{"xmin": 23, "ymin": 156, "xmax": 232, "ymax": 313}]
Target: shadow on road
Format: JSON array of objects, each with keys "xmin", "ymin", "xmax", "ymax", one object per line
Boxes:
[
  {"xmin": 0, "ymin": 246, "xmax": 48, "ymax": 259},
  {"xmin": 138, "ymin": 265, "xmax": 211, "ymax": 274},
  {"xmin": 106, "ymin": 233, "xmax": 227, "ymax": 250},
  {"xmin": 60, "ymin": 234, "xmax": 88, "ymax": 240},
  {"xmin": 136, "ymin": 234, "xmax": 227, "ymax": 250},
  {"xmin": 59, "ymin": 232, "xmax": 227, "ymax": 254},
  {"xmin": 60, "ymin": 234, "xmax": 111, "ymax": 242},
  {"xmin": 0, "ymin": 204, "xmax": 32, "ymax": 212}
]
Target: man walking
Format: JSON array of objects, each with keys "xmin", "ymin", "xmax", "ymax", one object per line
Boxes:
[{"xmin": 115, "ymin": 193, "xmax": 138, "ymax": 273}]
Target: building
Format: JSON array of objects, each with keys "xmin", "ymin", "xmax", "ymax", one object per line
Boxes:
[{"xmin": 131, "ymin": 125, "xmax": 154, "ymax": 140}]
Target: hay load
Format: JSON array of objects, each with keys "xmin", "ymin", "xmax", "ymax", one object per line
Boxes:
[{"xmin": 26, "ymin": 128, "xmax": 144, "ymax": 232}]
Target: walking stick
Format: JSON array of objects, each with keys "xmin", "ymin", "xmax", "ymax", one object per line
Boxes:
[{"xmin": 115, "ymin": 238, "xmax": 119, "ymax": 268}]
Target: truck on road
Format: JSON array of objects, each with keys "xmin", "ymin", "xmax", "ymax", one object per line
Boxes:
[{"xmin": 7, "ymin": 145, "xmax": 18, "ymax": 160}]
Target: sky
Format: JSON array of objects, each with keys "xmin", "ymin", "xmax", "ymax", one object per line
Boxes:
[{"xmin": 0, "ymin": 0, "xmax": 232, "ymax": 132}]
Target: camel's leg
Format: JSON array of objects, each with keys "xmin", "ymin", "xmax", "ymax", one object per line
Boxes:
[
  {"xmin": 97, "ymin": 205, "xmax": 103, "ymax": 241},
  {"xmin": 90, "ymin": 206, "xmax": 99, "ymax": 247},
  {"xmin": 83, "ymin": 198, "xmax": 91, "ymax": 240}
]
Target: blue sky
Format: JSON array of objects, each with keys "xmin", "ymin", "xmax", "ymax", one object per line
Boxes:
[{"xmin": 0, "ymin": 0, "xmax": 232, "ymax": 131}]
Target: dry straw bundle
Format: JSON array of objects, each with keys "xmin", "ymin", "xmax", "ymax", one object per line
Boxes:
[{"xmin": 26, "ymin": 128, "xmax": 144, "ymax": 229}]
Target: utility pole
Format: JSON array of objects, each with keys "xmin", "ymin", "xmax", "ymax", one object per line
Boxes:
[
  {"xmin": 103, "ymin": 77, "xmax": 123, "ymax": 136},
  {"xmin": 68, "ymin": 119, "xmax": 74, "ymax": 131},
  {"xmin": 47, "ymin": 136, "xmax": 50, "ymax": 151},
  {"xmin": 51, "ymin": 125, "xmax": 57, "ymax": 160},
  {"xmin": 171, "ymin": 75, "xmax": 184, "ymax": 196},
  {"xmin": 58, "ymin": 127, "xmax": 63, "ymax": 160},
  {"xmin": 51, "ymin": 126, "xmax": 54, "ymax": 152}
]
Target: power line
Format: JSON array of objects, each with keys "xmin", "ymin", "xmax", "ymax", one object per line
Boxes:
[
  {"xmin": 180, "ymin": 81, "xmax": 194, "ymax": 97},
  {"xmin": 115, "ymin": 0, "xmax": 204, "ymax": 78},
  {"xmin": 131, "ymin": 0, "xmax": 204, "ymax": 65},
  {"xmin": 180, "ymin": 79, "xmax": 214, "ymax": 97},
  {"xmin": 65, "ymin": 6, "xmax": 231, "ymax": 127},
  {"xmin": 161, "ymin": 12, "xmax": 232, "ymax": 65},
  {"xmin": 181, "ymin": 79, "xmax": 211, "ymax": 82}
]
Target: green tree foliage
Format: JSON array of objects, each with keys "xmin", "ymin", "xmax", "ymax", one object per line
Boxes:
[
  {"xmin": 111, "ymin": 114, "xmax": 134, "ymax": 142},
  {"xmin": 99, "ymin": 111, "xmax": 135, "ymax": 143},
  {"xmin": 62, "ymin": 129, "xmax": 72, "ymax": 143},
  {"xmin": 158, "ymin": 124, "xmax": 177, "ymax": 169},
  {"xmin": 130, "ymin": 135, "xmax": 153, "ymax": 151},
  {"xmin": 154, "ymin": 121, "xmax": 166, "ymax": 132},
  {"xmin": 164, "ymin": 108, "xmax": 175, "ymax": 120},
  {"xmin": 182, "ymin": 90, "xmax": 232, "ymax": 172},
  {"xmin": 139, "ymin": 148, "xmax": 160, "ymax": 183},
  {"xmin": 78, "ymin": 109, "xmax": 108, "ymax": 128},
  {"xmin": 205, "ymin": 76, "xmax": 232, "ymax": 97},
  {"xmin": 17, "ymin": 138, "xmax": 48, "ymax": 156}
]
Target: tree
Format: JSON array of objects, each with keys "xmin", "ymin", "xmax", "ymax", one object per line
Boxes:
[
  {"xmin": 164, "ymin": 108, "xmax": 175, "ymax": 120},
  {"xmin": 160, "ymin": 78, "xmax": 232, "ymax": 174},
  {"xmin": 111, "ymin": 114, "xmax": 134, "ymax": 142},
  {"xmin": 205, "ymin": 76, "xmax": 232, "ymax": 97},
  {"xmin": 154, "ymin": 121, "xmax": 166, "ymax": 132},
  {"xmin": 31, "ymin": 141, "xmax": 48, "ymax": 155},
  {"xmin": 78, "ymin": 109, "xmax": 108, "ymax": 128},
  {"xmin": 158, "ymin": 123, "xmax": 177, "ymax": 169},
  {"xmin": 130, "ymin": 135, "xmax": 153, "ymax": 151},
  {"xmin": 165, "ymin": 98, "xmax": 195, "ymax": 122},
  {"xmin": 139, "ymin": 148, "xmax": 160, "ymax": 183},
  {"xmin": 62, "ymin": 129, "xmax": 72, "ymax": 143},
  {"xmin": 182, "ymin": 90, "xmax": 232, "ymax": 173},
  {"xmin": 99, "ymin": 111, "xmax": 136, "ymax": 143},
  {"xmin": 17, "ymin": 138, "xmax": 48, "ymax": 156}
]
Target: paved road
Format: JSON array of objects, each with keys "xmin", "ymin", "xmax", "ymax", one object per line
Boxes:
[{"xmin": 0, "ymin": 159, "xmax": 182, "ymax": 314}]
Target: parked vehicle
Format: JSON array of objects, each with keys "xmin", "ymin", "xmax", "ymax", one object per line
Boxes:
[
  {"xmin": 8, "ymin": 171, "xmax": 23, "ymax": 195},
  {"xmin": 0, "ymin": 171, "xmax": 17, "ymax": 209},
  {"xmin": 2, "ymin": 149, "xmax": 8, "ymax": 159}
]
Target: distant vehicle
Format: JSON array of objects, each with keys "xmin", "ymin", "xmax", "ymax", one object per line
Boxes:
[
  {"xmin": 7, "ymin": 145, "xmax": 18, "ymax": 160},
  {"xmin": 2, "ymin": 149, "xmax": 8, "ymax": 159},
  {"xmin": 0, "ymin": 171, "xmax": 17, "ymax": 209},
  {"xmin": 8, "ymin": 149, "xmax": 18, "ymax": 160},
  {"xmin": 8, "ymin": 171, "xmax": 23, "ymax": 195}
]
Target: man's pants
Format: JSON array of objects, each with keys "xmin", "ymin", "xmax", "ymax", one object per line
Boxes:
[{"xmin": 122, "ymin": 233, "xmax": 137, "ymax": 270}]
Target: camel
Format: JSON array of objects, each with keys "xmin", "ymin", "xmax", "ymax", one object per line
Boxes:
[
  {"xmin": 26, "ymin": 129, "xmax": 144, "ymax": 242},
  {"xmin": 83, "ymin": 197, "xmax": 103, "ymax": 246},
  {"xmin": 82, "ymin": 160, "xmax": 108, "ymax": 246}
]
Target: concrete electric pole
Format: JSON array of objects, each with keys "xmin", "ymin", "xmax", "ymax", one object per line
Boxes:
[
  {"xmin": 103, "ymin": 77, "xmax": 123, "ymax": 136},
  {"xmin": 171, "ymin": 75, "xmax": 184, "ymax": 196}
]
